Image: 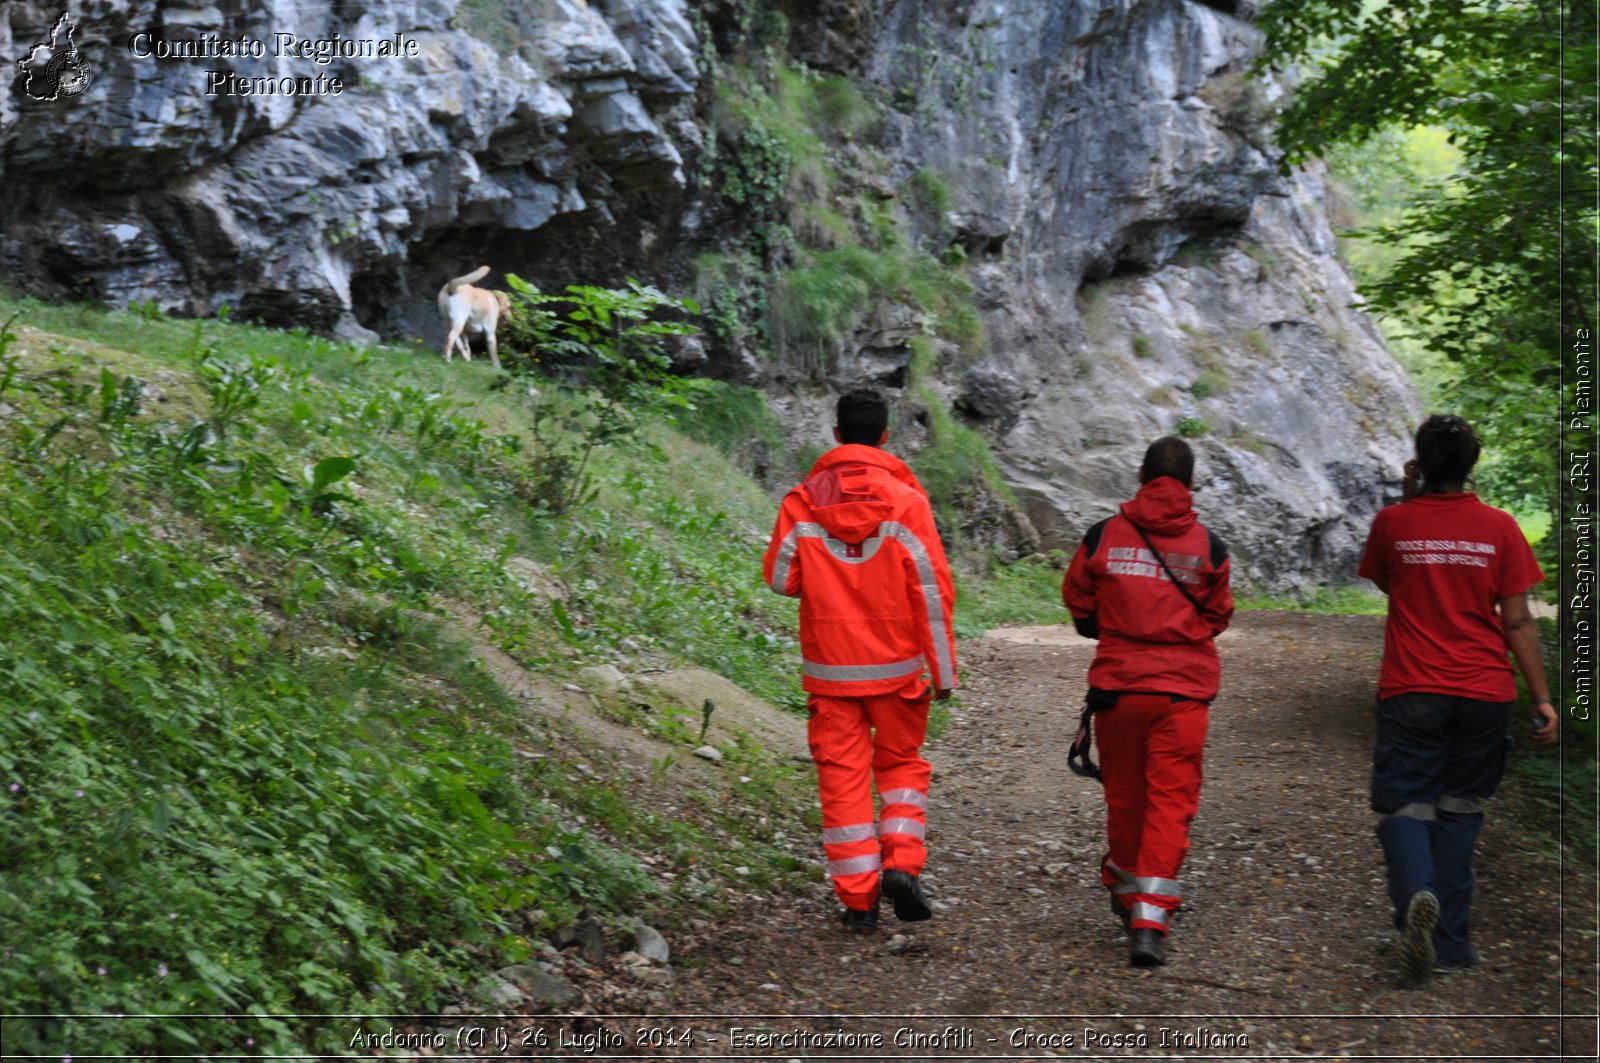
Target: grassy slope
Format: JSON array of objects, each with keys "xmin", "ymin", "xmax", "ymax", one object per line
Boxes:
[{"xmin": 0, "ymin": 297, "xmax": 820, "ymax": 1054}]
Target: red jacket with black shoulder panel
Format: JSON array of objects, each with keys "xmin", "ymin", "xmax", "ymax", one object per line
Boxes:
[
  {"xmin": 1062, "ymin": 476, "xmax": 1233, "ymax": 702},
  {"xmin": 763, "ymin": 444, "xmax": 958, "ymax": 697}
]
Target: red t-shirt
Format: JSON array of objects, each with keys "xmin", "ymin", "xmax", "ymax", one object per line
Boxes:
[{"xmin": 1358, "ymin": 492, "xmax": 1544, "ymax": 701}]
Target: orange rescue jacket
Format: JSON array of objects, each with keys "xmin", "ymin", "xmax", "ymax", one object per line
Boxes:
[{"xmin": 764, "ymin": 445, "xmax": 958, "ymax": 696}]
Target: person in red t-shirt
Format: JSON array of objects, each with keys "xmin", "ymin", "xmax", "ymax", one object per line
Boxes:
[{"xmin": 1358, "ymin": 414, "xmax": 1557, "ymax": 985}]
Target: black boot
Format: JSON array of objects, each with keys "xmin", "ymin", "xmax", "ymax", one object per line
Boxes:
[
  {"xmin": 881, "ymin": 869, "xmax": 933, "ymax": 922},
  {"xmin": 1129, "ymin": 928, "xmax": 1167, "ymax": 967},
  {"xmin": 839, "ymin": 906, "xmax": 879, "ymax": 934},
  {"xmin": 1110, "ymin": 894, "xmax": 1132, "ymax": 936}
]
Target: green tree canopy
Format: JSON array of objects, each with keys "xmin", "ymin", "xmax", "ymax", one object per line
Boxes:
[{"xmin": 1258, "ymin": 0, "xmax": 1596, "ymax": 515}]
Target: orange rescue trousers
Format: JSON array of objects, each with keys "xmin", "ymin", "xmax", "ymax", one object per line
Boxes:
[
  {"xmin": 1095, "ymin": 693, "xmax": 1208, "ymax": 933},
  {"xmin": 807, "ymin": 682, "xmax": 932, "ymax": 911}
]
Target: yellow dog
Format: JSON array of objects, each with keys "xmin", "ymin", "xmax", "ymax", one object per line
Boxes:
[{"xmin": 438, "ymin": 266, "xmax": 509, "ymax": 369}]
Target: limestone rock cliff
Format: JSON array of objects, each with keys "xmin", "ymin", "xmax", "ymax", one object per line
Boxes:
[
  {"xmin": 849, "ymin": 0, "xmax": 1419, "ymax": 586},
  {"xmin": 1, "ymin": 0, "xmax": 696, "ymax": 339},
  {"xmin": 1, "ymin": 0, "xmax": 1420, "ymax": 590}
]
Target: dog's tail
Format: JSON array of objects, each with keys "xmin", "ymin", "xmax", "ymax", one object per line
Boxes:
[{"xmin": 441, "ymin": 265, "xmax": 491, "ymax": 294}]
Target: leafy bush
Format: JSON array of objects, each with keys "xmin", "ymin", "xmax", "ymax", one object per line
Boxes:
[
  {"xmin": 1175, "ymin": 416, "xmax": 1211, "ymax": 438},
  {"xmin": 501, "ymin": 277, "xmax": 704, "ymax": 513}
]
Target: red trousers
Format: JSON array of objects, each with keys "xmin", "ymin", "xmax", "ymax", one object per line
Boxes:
[
  {"xmin": 1095, "ymin": 694, "xmax": 1207, "ymax": 933},
  {"xmin": 807, "ymin": 683, "xmax": 932, "ymax": 910}
]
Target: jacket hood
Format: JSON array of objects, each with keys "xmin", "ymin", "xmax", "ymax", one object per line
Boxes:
[
  {"xmin": 1120, "ymin": 476, "xmax": 1197, "ymax": 536},
  {"xmin": 800, "ymin": 445, "xmax": 925, "ymax": 543}
]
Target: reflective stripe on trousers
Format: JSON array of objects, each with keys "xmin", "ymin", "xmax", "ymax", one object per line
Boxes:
[
  {"xmin": 826, "ymin": 852, "xmax": 882, "ymax": 878},
  {"xmin": 1104, "ymin": 856, "xmax": 1181, "ymax": 929},
  {"xmin": 809, "ymin": 689, "xmax": 932, "ymax": 909},
  {"xmin": 1096, "ymin": 694, "xmax": 1206, "ymax": 934},
  {"xmin": 1131, "ymin": 901, "xmax": 1170, "ymax": 929}
]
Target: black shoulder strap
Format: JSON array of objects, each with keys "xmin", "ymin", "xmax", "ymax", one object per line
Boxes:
[
  {"xmin": 1082, "ymin": 516, "xmax": 1111, "ymax": 558},
  {"xmin": 1128, "ymin": 519, "xmax": 1205, "ymax": 616}
]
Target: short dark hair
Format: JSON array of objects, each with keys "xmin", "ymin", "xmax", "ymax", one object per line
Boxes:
[
  {"xmin": 1141, "ymin": 435, "xmax": 1194, "ymax": 486},
  {"xmin": 1415, "ymin": 414, "xmax": 1480, "ymax": 488},
  {"xmin": 836, "ymin": 387, "xmax": 889, "ymax": 445}
]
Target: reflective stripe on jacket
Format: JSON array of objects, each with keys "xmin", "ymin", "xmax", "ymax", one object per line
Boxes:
[{"xmin": 764, "ymin": 445, "xmax": 958, "ymax": 695}]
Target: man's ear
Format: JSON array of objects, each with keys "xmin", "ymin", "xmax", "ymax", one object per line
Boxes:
[
  {"xmin": 1137, "ymin": 463, "xmax": 1148, "ymax": 484},
  {"xmin": 878, "ymin": 428, "xmax": 890, "ymax": 445},
  {"xmin": 832, "ymin": 427, "xmax": 843, "ymax": 443}
]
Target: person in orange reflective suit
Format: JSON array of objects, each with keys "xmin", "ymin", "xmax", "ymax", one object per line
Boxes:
[
  {"xmin": 763, "ymin": 387, "xmax": 957, "ymax": 933},
  {"xmin": 1063, "ymin": 436, "xmax": 1233, "ymax": 968}
]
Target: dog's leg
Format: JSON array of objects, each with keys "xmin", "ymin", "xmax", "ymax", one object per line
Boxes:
[
  {"xmin": 442, "ymin": 325, "xmax": 462, "ymax": 363},
  {"xmin": 486, "ymin": 323, "xmax": 501, "ymax": 370}
]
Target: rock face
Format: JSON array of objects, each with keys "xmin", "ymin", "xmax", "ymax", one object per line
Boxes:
[
  {"xmin": 855, "ymin": 0, "xmax": 1419, "ymax": 589},
  {"xmin": 1, "ymin": 0, "xmax": 695, "ymax": 339},
  {"xmin": 0, "ymin": 0, "xmax": 1420, "ymax": 590}
]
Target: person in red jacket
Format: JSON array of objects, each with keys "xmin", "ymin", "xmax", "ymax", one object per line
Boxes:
[
  {"xmin": 1358, "ymin": 414, "xmax": 1557, "ymax": 985},
  {"xmin": 1062, "ymin": 436, "xmax": 1233, "ymax": 967},
  {"xmin": 763, "ymin": 387, "xmax": 957, "ymax": 933}
]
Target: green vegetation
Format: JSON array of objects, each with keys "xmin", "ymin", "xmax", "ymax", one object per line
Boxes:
[
  {"xmin": 1191, "ymin": 370, "xmax": 1231, "ymax": 399},
  {"xmin": 500, "ymin": 276, "xmax": 704, "ymax": 513},
  {"xmin": 0, "ymin": 295, "xmax": 812, "ymax": 1054},
  {"xmin": 692, "ymin": 249, "xmax": 766, "ymax": 355},
  {"xmin": 1235, "ymin": 584, "xmax": 1388, "ymax": 615},
  {"xmin": 673, "ymin": 379, "xmax": 790, "ymax": 462},
  {"xmin": 1175, "ymin": 416, "xmax": 1211, "ymax": 438},
  {"xmin": 772, "ymin": 244, "xmax": 980, "ymax": 354},
  {"xmin": 905, "ymin": 338, "xmax": 1015, "ymax": 538},
  {"xmin": 1260, "ymin": 0, "xmax": 1589, "ymax": 540},
  {"xmin": 906, "ymin": 166, "xmax": 953, "ymax": 217},
  {"xmin": 700, "ymin": 46, "xmax": 984, "ymax": 366},
  {"xmin": 953, "ymin": 556, "xmax": 1070, "ymax": 638},
  {"xmin": 1223, "ymin": 429, "xmax": 1270, "ymax": 457}
]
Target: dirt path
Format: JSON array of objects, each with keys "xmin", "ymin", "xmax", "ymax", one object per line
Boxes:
[{"xmin": 605, "ymin": 612, "xmax": 1593, "ymax": 1058}]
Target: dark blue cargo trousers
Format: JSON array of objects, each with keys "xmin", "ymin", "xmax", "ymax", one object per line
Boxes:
[{"xmin": 1370, "ymin": 692, "xmax": 1513, "ymax": 966}]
